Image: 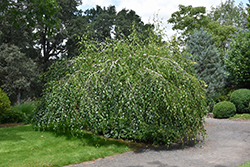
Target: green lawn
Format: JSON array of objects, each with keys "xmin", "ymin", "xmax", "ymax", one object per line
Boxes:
[
  {"xmin": 0, "ymin": 124, "xmax": 133, "ymax": 167},
  {"xmin": 1, "ymin": 115, "xmax": 250, "ymax": 167},
  {"xmin": 239, "ymin": 161, "xmax": 250, "ymax": 167}
]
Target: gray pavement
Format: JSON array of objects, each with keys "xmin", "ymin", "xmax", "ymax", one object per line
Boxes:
[{"xmin": 65, "ymin": 118, "xmax": 250, "ymax": 167}]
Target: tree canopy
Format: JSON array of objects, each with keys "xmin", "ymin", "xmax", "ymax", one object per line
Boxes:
[
  {"xmin": 168, "ymin": 4, "xmax": 208, "ymax": 37},
  {"xmin": 0, "ymin": 44, "xmax": 39, "ymax": 104},
  {"xmin": 208, "ymin": 0, "xmax": 247, "ymax": 27},
  {"xmin": 0, "ymin": 2, "xmax": 155, "ymax": 102},
  {"xmin": 225, "ymin": 30, "xmax": 250, "ymax": 86},
  {"xmin": 168, "ymin": 1, "xmax": 247, "ymax": 58},
  {"xmin": 83, "ymin": 5, "xmax": 154, "ymax": 42}
]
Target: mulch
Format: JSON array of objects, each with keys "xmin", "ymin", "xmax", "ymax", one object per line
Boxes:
[{"xmin": 0, "ymin": 123, "xmax": 26, "ymax": 128}]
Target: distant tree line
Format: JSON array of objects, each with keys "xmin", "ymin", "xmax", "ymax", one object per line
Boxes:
[{"xmin": 0, "ymin": 0, "xmax": 153, "ymax": 104}]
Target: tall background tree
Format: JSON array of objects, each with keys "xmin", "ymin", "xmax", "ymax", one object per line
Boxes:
[
  {"xmin": 225, "ymin": 0, "xmax": 250, "ymax": 88},
  {"xmin": 225, "ymin": 30, "xmax": 250, "ymax": 87},
  {"xmin": 0, "ymin": 0, "xmax": 60, "ymax": 103},
  {"xmin": 82, "ymin": 5, "xmax": 154, "ymax": 42},
  {"xmin": 168, "ymin": 4, "xmax": 208, "ymax": 38},
  {"xmin": 206, "ymin": 0, "xmax": 247, "ymax": 57},
  {"xmin": 187, "ymin": 28, "xmax": 225, "ymax": 98},
  {"xmin": 0, "ymin": 44, "xmax": 39, "ymax": 104},
  {"xmin": 115, "ymin": 8, "xmax": 154, "ymax": 40},
  {"xmin": 168, "ymin": 0, "xmax": 248, "ymax": 68},
  {"xmin": 0, "ymin": 0, "xmax": 61, "ymax": 63},
  {"xmin": 168, "ymin": 0, "xmax": 247, "ymax": 51},
  {"xmin": 208, "ymin": 0, "xmax": 247, "ymax": 27},
  {"xmin": 83, "ymin": 5, "xmax": 116, "ymax": 42}
]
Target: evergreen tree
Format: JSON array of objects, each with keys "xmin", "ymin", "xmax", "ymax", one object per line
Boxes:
[{"xmin": 187, "ymin": 28, "xmax": 225, "ymax": 97}]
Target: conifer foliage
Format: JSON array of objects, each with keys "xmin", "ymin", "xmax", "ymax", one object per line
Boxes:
[{"xmin": 187, "ymin": 28, "xmax": 225, "ymax": 97}]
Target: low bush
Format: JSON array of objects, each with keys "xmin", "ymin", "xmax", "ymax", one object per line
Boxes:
[
  {"xmin": 213, "ymin": 101, "xmax": 236, "ymax": 118},
  {"xmin": 215, "ymin": 95, "xmax": 228, "ymax": 102},
  {"xmin": 32, "ymin": 30, "xmax": 207, "ymax": 145},
  {"xmin": 230, "ymin": 89, "xmax": 250, "ymax": 114},
  {"xmin": 0, "ymin": 88, "xmax": 11, "ymax": 115},
  {"xmin": 12, "ymin": 101, "xmax": 38, "ymax": 123},
  {"xmin": 0, "ymin": 109, "xmax": 25, "ymax": 124},
  {"xmin": 206, "ymin": 88, "xmax": 234, "ymax": 113},
  {"xmin": 215, "ymin": 89, "xmax": 234, "ymax": 103}
]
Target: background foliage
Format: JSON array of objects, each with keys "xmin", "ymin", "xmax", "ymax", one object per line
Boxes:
[
  {"xmin": 0, "ymin": 44, "xmax": 39, "ymax": 104},
  {"xmin": 168, "ymin": 0, "xmax": 246, "ymax": 58},
  {"xmin": 0, "ymin": 1, "xmax": 153, "ymax": 103},
  {"xmin": 0, "ymin": 88, "xmax": 11, "ymax": 115},
  {"xmin": 225, "ymin": 30, "xmax": 250, "ymax": 86},
  {"xmin": 208, "ymin": 0, "xmax": 247, "ymax": 27}
]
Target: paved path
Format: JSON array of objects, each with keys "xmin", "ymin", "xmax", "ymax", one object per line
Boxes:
[{"xmin": 65, "ymin": 118, "xmax": 250, "ymax": 167}]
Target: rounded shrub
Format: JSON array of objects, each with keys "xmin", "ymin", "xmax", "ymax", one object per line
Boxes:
[
  {"xmin": 0, "ymin": 88, "xmax": 11, "ymax": 115},
  {"xmin": 32, "ymin": 31, "xmax": 207, "ymax": 145},
  {"xmin": 230, "ymin": 89, "xmax": 250, "ymax": 114},
  {"xmin": 213, "ymin": 101, "xmax": 236, "ymax": 118}
]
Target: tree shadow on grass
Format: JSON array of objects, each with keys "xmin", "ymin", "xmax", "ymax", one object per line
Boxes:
[
  {"xmin": 52, "ymin": 130, "xmax": 129, "ymax": 148},
  {"xmin": 0, "ymin": 124, "xmax": 135, "ymax": 151},
  {"xmin": 0, "ymin": 124, "xmax": 122, "ymax": 148},
  {"xmin": 51, "ymin": 130, "xmax": 206, "ymax": 152},
  {"xmin": 0, "ymin": 124, "xmax": 205, "ymax": 152},
  {"xmin": 0, "ymin": 124, "xmax": 29, "ymax": 141}
]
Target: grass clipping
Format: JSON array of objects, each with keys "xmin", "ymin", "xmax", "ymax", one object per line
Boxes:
[{"xmin": 33, "ymin": 32, "xmax": 207, "ymax": 145}]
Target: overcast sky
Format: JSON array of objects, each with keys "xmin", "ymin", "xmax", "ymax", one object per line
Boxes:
[{"xmin": 78, "ymin": 0, "xmax": 249, "ymax": 38}]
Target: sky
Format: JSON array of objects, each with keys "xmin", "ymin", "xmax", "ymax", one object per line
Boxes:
[{"xmin": 78, "ymin": 0, "xmax": 249, "ymax": 38}]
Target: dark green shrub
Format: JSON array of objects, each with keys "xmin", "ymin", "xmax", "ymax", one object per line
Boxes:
[
  {"xmin": 215, "ymin": 90, "xmax": 234, "ymax": 103},
  {"xmin": 0, "ymin": 109, "xmax": 25, "ymax": 124},
  {"xmin": 12, "ymin": 101, "xmax": 38, "ymax": 123},
  {"xmin": 213, "ymin": 101, "xmax": 236, "ymax": 118},
  {"xmin": 0, "ymin": 88, "xmax": 11, "ymax": 115},
  {"xmin": 215, "ymin": 95, "xmax": 227, "ymax": 102},
  {"xmin": 32, "ymin": 31, "xmax": 207, "ymax": 145},
  {"xmin": 230, "ymin": 89, "xmax": 250, "ymax": 114}
]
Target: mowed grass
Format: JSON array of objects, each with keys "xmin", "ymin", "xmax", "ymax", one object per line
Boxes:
[
  {"xmin": 0, "ymin": 124, "xmax": 132, "ymax": 167},
  {"xmin": 229, "ymin": 114, "xmax": 250, "ymax": 120}
]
